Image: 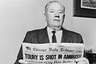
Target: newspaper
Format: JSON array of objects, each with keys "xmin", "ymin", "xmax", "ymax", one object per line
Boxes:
[{"xmin": 22, "ymin": 43, "xmax": 85, "ymax": 64}]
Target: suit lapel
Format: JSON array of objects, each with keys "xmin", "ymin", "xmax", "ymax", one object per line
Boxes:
[
  {"xmin": 37, "ymin": 27, "xmax": 72, "ymax": 43},
  {"xmin": 61, "ymin": 28, "xmax": 72, "ymax": 43},
  {"xmin": 38, "ymin": 27, "xmax": 50, "ymax": 43}
]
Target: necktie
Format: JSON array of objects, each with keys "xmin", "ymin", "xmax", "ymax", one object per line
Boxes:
[{"xmin": 52, "ymin": 31, "xmax": 57, "ymax": 43}]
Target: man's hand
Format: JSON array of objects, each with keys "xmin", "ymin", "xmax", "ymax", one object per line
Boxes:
[
  {"xmin": 75, "ymin": 57, "xmax": 89, "ymax": 64},
  {"xmin": 19, "ymin": 59, "xmax": 28, "ymax": 64},
  {"xmin": 18, "ymin": 58, "xmax": 89, "ymax": 64}
]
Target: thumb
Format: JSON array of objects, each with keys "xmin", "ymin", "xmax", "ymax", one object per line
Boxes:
[
  {"xmin": 19, "ymin": 59, "xmax": 28, "ymax": 64},
  {"xmin": 75, "ymin": 57, "xmax": 89, "ymax": 64}
]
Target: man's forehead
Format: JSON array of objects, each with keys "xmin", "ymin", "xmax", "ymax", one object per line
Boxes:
[
  {"xmin": 45, "ymin": 1, "xmax": 65, "ymax": 13},
  {"xmin": 48, "ymin": 2, "xmax": 63, "ymax": 10},
  {"xmin": 48, "ymin": 2, "xmax": 62, "ymax": 8}
]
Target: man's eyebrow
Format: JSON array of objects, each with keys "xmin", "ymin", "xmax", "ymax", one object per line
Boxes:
[
  {"xmin": 50, "ymin": 9, "xmax": 62, "ymax": 11},
  {"xmin": 59, "ymin": 9, "xmax": 64, "ymax": 12},
  {"xmin": 50, "ymin": 9, "xmax": 55, "ymax": 10}
]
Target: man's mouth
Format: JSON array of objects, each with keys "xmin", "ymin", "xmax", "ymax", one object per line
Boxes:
[{"xmin": 54, "ymin": 19, "xmax": 60, "ymax": 21}]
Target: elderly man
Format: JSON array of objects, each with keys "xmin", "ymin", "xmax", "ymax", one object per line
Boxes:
[{"xmin": 14, "ymin": 1, "xmax": 89, "ymax": 64}]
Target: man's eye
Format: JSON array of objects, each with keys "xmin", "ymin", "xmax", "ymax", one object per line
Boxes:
[
  {"xmin": 50, "ymin": 11, "xmax": 54, "ymax": 13},
  {"xmin": 59, "ymin": 11, "xmax": 63, "ymax": 14}
]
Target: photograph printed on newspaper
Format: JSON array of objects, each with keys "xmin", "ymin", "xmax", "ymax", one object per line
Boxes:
[{"xmin": 22, "ymin": 43, "xmax": 85, "ymax": 64}]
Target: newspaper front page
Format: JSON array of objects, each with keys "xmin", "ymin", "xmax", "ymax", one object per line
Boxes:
[{"xmin": 22, "ymin": 43, "xmax": 85, "ymax": 64}]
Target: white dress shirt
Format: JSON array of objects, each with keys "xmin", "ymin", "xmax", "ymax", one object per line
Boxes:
[{"xmin": 47, "ymin": 27, "xmax": 62, "ymax": 43}]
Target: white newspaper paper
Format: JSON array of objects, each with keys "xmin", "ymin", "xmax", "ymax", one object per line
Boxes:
[{"xmin": 22, "ymin": 43, "xmax": 85, "ymax": 64}]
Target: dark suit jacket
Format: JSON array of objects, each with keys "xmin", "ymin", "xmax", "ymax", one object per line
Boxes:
[{"xmin": 14, "ymin": 27, "xmax": 83, "ymax": 64}]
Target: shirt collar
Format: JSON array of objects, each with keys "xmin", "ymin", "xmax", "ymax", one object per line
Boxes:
[
  {"xmin": 47, "ymin": 27, "xmax": 62, "ymax": 33},
  {"xmin": 47, "ymin": 27, "xmax": 53, "ymax": 33}
]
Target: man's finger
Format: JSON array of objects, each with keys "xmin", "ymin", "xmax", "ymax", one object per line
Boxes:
[
  {"xmin": 19, "ymin": 59, "xmax": 28, "ymax": 64},
  {"xmin": 75, "ymin": 57, "xmax": 89, "ymax": 64}
]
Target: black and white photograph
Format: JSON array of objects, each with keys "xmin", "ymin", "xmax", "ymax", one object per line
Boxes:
[{"xmin": 0, "ymin": 0, "xmax": 96, "ymax": 64}]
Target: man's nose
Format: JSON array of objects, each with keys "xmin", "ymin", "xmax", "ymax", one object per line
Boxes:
[{"xmin": 55, "ymin": 12, "xmax": 60, "ymax": 18}]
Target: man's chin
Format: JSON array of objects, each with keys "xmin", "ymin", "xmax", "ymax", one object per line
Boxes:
[
  {"xmin": 53, "ymin": 25, "xmax": 61, "ymax": 28},
  {"xmin": 53, "ymin": 25, "xmax": 61, "ymax": 29}
]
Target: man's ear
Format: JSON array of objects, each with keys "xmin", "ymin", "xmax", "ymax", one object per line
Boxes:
[
  {"xmin": 63, "ymin": 14, "xmax": 65, "ymax": 20},
  {"xmin": 44, "ymin": 13, "xmax": 46, "ymax": 20},
  {"xmin": 44, "ymin": 13, "xmax": 46, "ymax": 15},
  {"xmin": 63, "ymin": 14, "xmax": 65, "ymax": 18}
]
